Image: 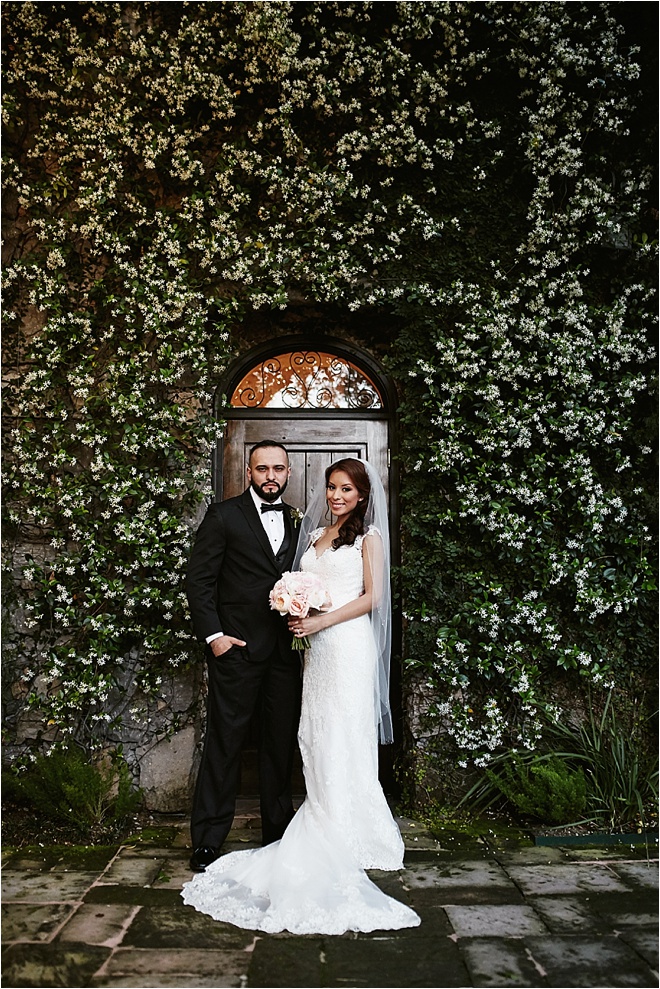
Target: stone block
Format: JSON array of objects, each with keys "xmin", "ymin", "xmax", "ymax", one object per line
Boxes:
[
  {"xmin": 99, "ymin": 852, "xmax": 164, "ymax": 887},
  {"xmin": 1, "ymin": 903, "xmax": 76, "ymax": 943},
  {"xmin": 150, "ymin": 856, "xmax": 196, "ymax": 890},
  {"xmin": 247, "ymin": 937, "xmax": 325, "ymax": 988},
  {"xmin": 58, "ymin": 904, "xmax": 140, "ymax": 946},
  {"xmin": 84, "ymin": 886, "xmax": 183, "ymax": 907},
  {"xmin": 507, "ymin": 862, "xmax": 631, "ymax": 897},
  {"xmin": 524, "ymin": 934, "xmax": 657, "ymax": 987},
  {"xmin": 527, "ymin": 894, "xmax": 610, "ymax": 934},
  {"xmin": 323, "ymin": 933, "xmax": 472, "ymax": 988},
  {"xmin": 460, "ymin": 938, "xmax": 547, "ymax": 987},
  {"xmin": 444, "ymin": 903, "xmax": 548, "ymax": 938},
  {"xmin": 2, "ymin": 871, "xmax": 99, "ymax": 903},
  {"xmin": 122, "ymin": 903, "xmax": 255, "ymax": 949},
  {"xmin": 612, "ymin": 860, "xmax": 660, "ymax": 890},
  {"xmin": 618, "ymin": 928, "xmax": 659, "ymax": 970},
  {"xmin": 1, "ymin": 943, "xmax": 110, "ymax": 988},
  {"xmin": 166, "ymin": 672, "xmax": 198, "ymax": 713},
  {"xmin": 404, "ymin": 858, "xmax": 513, "ymax": 889},
  {"xmin": 97, "ymin": 946, "xmax": 250, "ymax": 987},
  {"xmin": 138, "ymin": 727, "xmax": 196, "ymax": 812}
]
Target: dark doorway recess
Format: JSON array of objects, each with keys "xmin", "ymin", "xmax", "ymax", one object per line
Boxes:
[{"xmin": 216, "ymin": 335, "xmax": 402, "ymax": 796}]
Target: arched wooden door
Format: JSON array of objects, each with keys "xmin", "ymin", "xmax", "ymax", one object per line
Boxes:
[
  {"xmin": 217, "ymin": 344, "xmax": 391, "ymax": 511},
  {"xmin": 222, "ymin": 417, "xmax": 389, "ymax": 506},
  {"xmin": 216, "ymin": 339, "xmax": 398, "ymax": 794}
]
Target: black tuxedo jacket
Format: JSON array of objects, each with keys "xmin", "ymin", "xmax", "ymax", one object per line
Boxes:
[{"xmin": 185, "ymin": 489, "xmax": 299, "ymax": 663}]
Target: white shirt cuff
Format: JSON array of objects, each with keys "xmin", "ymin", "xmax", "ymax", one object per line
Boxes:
[{"xmin": 206, "ymin": 632, "xmax": 224, "ymax": 644}]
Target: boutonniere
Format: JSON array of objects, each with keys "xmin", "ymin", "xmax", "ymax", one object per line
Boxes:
[{"xmin": 290, "ymin": 508, "xmax": 305, "ymax": 528}]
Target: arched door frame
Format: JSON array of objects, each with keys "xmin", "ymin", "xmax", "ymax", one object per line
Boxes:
[{"xmin": 214, "ymin": 333, "xmax": 400, "ymax": 564}]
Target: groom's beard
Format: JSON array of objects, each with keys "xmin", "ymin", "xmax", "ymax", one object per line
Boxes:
[{"xmin": 251, "ymin": 478, "xmax": 288, "ymax": 503}]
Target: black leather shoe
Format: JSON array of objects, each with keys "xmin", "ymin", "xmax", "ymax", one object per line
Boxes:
[{"xmin": 189, "ymin": 846, "xmax": 218, "ymax": 872}]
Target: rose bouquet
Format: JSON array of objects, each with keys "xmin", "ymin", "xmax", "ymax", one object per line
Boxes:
[{"xmin": 269, "ymin": 571, "xmax": 332, "ymax": 650}]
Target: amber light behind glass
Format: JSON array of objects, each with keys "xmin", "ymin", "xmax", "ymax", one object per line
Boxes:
[{"xmin": 230, "ymin": 351, "xmax": 383, "ymax": 409}]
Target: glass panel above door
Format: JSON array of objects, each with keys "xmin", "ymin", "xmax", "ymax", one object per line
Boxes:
[{"xmin": 231, "ymin": 351, "xmax": 383, "ymax": 410}]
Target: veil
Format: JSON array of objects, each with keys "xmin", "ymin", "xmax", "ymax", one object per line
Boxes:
[{"xmin": 292, "ymin": 459, "xmax": 393, "ymax": 744}]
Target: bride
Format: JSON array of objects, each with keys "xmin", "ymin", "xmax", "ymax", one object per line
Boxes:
[{"xmin": 181, "ymin": 458, "xmax": 420, "ymax": 935}]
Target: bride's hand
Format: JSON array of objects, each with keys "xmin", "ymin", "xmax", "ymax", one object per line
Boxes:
[{"xmin": 288, "ymin": 613, "xmax": 327, "ymax": 638}]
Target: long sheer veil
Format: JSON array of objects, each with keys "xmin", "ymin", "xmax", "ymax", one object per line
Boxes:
[{"xmin": 292, "ymin": 459, "xmax": 393, "ymax": 744}]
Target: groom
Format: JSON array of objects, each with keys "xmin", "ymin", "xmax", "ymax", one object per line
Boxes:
[{"xmin": 185, "ymin": 440, "xmax": 301, "ymax": 872}]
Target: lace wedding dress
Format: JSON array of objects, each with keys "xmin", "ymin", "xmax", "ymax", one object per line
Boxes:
[{"xmin": 181, "ymin": 529, "xmax": 421, "ymax": 935}]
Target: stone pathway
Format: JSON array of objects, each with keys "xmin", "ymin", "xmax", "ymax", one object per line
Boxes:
[{"xmin": 2, "ymin": 804, "xmax": 658, "ymax": 987}]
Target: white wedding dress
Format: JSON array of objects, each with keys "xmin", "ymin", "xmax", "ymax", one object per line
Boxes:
[{"xmin": 181, "ymin": 529, "xmax": 421, "ymax": 935}]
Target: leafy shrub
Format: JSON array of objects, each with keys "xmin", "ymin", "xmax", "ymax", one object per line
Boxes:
[
  {"xmin": 6, "ymin": 748, "xmax": 141, "ymax": 836},
  {"xmin": 543, "ymin": 692, "xmax": 659, "ymax": 831},
  {"xmin": 460, "ymin": 690, "xmax": 658, "ymax": 831},
  {"xmin": 488, "ymin": 755, "xmax": 587, "ymax": 825}
]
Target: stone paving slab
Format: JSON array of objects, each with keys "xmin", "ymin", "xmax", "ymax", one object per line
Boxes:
[
  {"xmin": 58, "ymin": 904, "xmax": 141, "ymax": 946},
  {"xmin": 493, "ymin": 845, "xmax": 573, "ymax": 866},
  {"xmin": 403, "ymin": 859, "xmax": 526, "ymax": 908},
  {"xmin": 1, "ymin": 902, "xmax": 77, "ymax": 942},
  {"xmin": 460, "ymin": 938, "xmax": 552, "ymax": 988},
  {"xmin": 2, "ymin": 943, "xmax": 111, "ymax": 989},
  {"xmin": 407, "ymin": 882, "xmax": 525, "ymax": 909},
  {"xmin": 444, "ymin": 903, "xmax": 549, "ymax": 938},
  {"xmin": 122, "ymin": 904, "xmax": 257, "ymax": 950},
  {"xmin": 2, "ymin": 813, "xmax": 658, "ymax": 989},
  {"xmin": 83, "ymin": 885, "xmax": 185, "ymax": 907},
  {"xmin": 2, "ymin": 870, "xmax": 102, "ymax": 903},
  {"xmin": 617, "ymin": 928, "xmax": 659, "ymax": 970},
  {"xmin": 94, "ymin": 946, "xmax": 251, "ymax": 988},
  {"xmin": 597, "ymin": 907, "xmax": 659, "ymax": 929},
  {"xmin": 612, "ymin": 860, "xmax": 659, "ymax": 888},
  {"xmin": 150, "ymin": 855, "xmax": 200, "ymax": 890},
  {"xmin": 462, "ymin": 934, "xmax": 657, "ymax": 988},
  {"xmin": 247, "ymin": 937, "xmax": 325, "ymax": 988},
  {"xmin": 5, "ymin": 846, "xmax": 117, "ymax": 872},
  {"xmin": 520, "ymin": 934, "xmax": 657, "ymax": 987},
  {"xmin": 404, "ymin": 858, "xmax": 514, "ymax": 889},
  {"xmin": 506, "ymin": 862, "xmax": 632, "ymax": 897},
  {"xmin": 322, "ymin": 933, "xmax": 472, "ymax": 988},
  {"xmin": 99, "ymin": 852, "xmax": 167, "ymax": 887},
  {"xmin": 526, "ymin": 893, "xmax": 612, "ymax": 934},
  {"xmin": 563, "ymin": 845, "xmax": 659, "ymax": 862}
]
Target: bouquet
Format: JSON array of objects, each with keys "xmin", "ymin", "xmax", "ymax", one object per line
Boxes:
[{"xmin": 269, "ymin": 571, "xmax": 332, "ymax": 650}]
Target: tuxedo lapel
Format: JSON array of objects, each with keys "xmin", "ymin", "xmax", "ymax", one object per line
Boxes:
[{"xmin": 281, "ymin": 507, "xmax": 297, "ymax": 569}]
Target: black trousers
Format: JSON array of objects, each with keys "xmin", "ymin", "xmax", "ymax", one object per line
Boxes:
[{"xmin": 190, "ymin": 643, "xmax": 302, "ymax": 849}]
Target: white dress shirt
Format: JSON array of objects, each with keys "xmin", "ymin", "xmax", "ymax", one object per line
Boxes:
[{"xmin": 249, "ymin": 485, "xmax": 285, "ymax": 555}]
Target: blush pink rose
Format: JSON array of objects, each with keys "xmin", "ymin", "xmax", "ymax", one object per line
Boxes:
[
  {"xmin": 288, "ymin": 595, "xmax": 310, "ymax": 617},
  {"xmin": 270, "ymin": 589, "xmax": 292, "ymax": 613}
]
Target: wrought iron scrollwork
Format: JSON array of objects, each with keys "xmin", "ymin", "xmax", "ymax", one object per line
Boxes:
[{"xmin": 232, "ymin": 351, "xmax": 382, "ymax": 409}]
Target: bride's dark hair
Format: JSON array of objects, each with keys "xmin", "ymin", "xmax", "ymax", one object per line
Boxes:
[{"xmin": 326, "ymin": 458, "xmax": 371, "ymax": 550}]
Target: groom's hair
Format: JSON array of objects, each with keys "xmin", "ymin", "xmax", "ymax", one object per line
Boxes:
[{"xmin": 248, "ymin": 440, "xmax": 289, "ymax": 464}]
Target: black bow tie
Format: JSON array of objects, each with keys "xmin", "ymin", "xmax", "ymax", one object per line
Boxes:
[{"xmin": 261, "ymin": 503, "xmax": 285, "ymax": 513}]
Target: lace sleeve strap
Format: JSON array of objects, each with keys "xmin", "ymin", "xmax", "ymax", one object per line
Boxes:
[
  {"xmin": 301, "ymin": 526, "xmax": 326, "ymax": 554},
  {"xmin": 355, "ymin": 525, "xmax": 382, "ymax": 550}
]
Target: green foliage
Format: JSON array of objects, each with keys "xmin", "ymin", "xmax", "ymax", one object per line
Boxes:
[
  {"xmin": 5, "ymin": 748, "xmax": 142, "ymax": 836},
  {"xmin": 488, "ymin": 756, "xmax": 587, "ymax": 825},
  {"xmin": 459, "ymin": 690, "xmax": 658, "ymax": 830},
  {"xmin": 1, "ymin": 2, "xmax": 656, "ymax": 773},
  {"xmin": 542, "ymin": 691, "xmax": 659, "ymax": 831}
]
